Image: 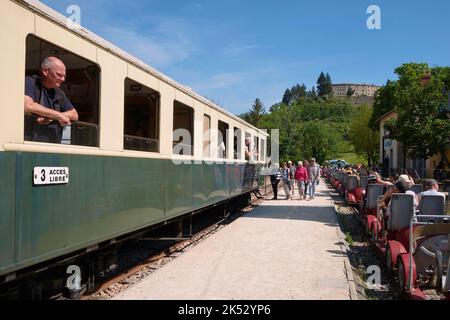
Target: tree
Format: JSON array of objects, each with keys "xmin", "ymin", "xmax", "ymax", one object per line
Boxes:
[
  {"xmin": 282, "ymin": 84, "xmax": 308, "ymax": 105},
  {"xmin": 241, "ymin": 98, "xmax": 266, "ymax": 127},
  {"xmin": 317, "ymin": 72, "xmax": 327, "ymax": 97},
  {"xmin": 346, "ymin": 87, "xmax": 355, "ymax": 97},
  {"xmin": 282, "ymin": 89, "xmax": 292, "ymax": 105},
  {"xmin": 326, "ymin": 73, "xmax": 333, "ymax": 95},
  {"xmin": 291, "ymin": 84, "xmax": 308, "ymax": 101},
  {"xmin": 369, "ymin": 80, "xmax": 397, "ymax": 129},
  {"xmin": 307, "ymin": 86, "xmax": 317, "ymax": 99},
  {"xmin": 383, "ymin": 63, "xmax": 450, "ymax": 167},
  {"xmin": 297, "ymin": 121, "xmax": 338, "ymax": 163},
  {"xmin": 348, "ymin": 104, "xmax": 379, "ymax": 166},
  {"xmin": 317, "ymin": 72, "xmax": 333, "ymax": 97}
]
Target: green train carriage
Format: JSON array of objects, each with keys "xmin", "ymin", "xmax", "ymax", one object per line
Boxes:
[{"xmin": 0, "ymin": 0, "xmax": 268, "ymax": 293}]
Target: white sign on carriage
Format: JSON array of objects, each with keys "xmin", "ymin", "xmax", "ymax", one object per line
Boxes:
[{"xmin": 33, "ymin": 167, "xmax": 70, "ymax": 185}]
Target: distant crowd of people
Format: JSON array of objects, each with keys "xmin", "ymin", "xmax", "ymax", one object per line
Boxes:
[{"xmin": 270, "ymin": 158, "xmax": 321, "ymax": 200}]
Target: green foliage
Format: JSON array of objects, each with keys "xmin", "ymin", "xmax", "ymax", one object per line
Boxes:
[
  {"xmin": 282, "ymin": 84, "xmax": 308, "ymax": 105},
  {"xmin": 258, "ymin": 96, "xmax": 356, "ymax": 164},
  {"xmin": 370, "ymin": 80, "xmax": 397, "ymax": 129},
  {"xmin": 346, "ymin": 87, "xmax": 355, "ymax": 97},
  {"xmin": 382, "ymin": 63, "xmax": 450, "ymax": 163},
  {"xmin": 348, "ymin": 104, "xmax": 380, "ymax": 166},
  {"xmin": 317, "ymin": 72, "xmax": 333, "ymax": 97},
  {"xmin": 308, "ymin": 86, "xmax": 317, "ymax": 99},
  {"xmin": 239, "ymin": 98, "xmax": 266, "ymax": 127}
]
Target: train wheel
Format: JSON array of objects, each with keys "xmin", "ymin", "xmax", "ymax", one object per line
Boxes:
[
  {"xmin": 386, "ymin": 246, "xmax": 393, "ymax": 272},
  {"xmin": 397, "ymin": 254, "xmax": 416, "ymax": 294},
  {"xmin": 397, "ymin": 258, "xmax": 406, "ymax": 294}
]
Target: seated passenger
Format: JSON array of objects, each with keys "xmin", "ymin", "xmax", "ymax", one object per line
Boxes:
[
  {"xmin": 24, "ymin": 56, "xmax": 78, "ymax": 143},
  {"xmin": 418, "ymin": 179, "xmax": 444, "ymax": 203},
  {"xmin": 379, "ymin": 174, "xmax": 419, "ymax": 214},
  {"xmin": 374, "ymin": 171, "xmax": 395, "ymax": 187}
]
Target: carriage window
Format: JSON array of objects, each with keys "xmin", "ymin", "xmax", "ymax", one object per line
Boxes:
[
  {"xmin": 234, "ymin": 128, "xmax": 242, "ymax": 160},
  {"xmin": 254, "ymin": 136, "xmax": 259, "ymax": 161},
  {"xmin": 245, "ymin": 132, "xmax": 252, "ymax": 161},
  {"xmin": 124, "ymin": 78, "xmax": 160, "ymax": 152},
  {"xmin": 218, "ymin": 121, "xmax": 228, "ymax": 159},
  {"xmin": 173, "ymin": 101, "xmax": 194, "ymax": 156},
  {"xmin": 203, "ymin": 114, "xmax": 211, "ymax": 158},
  {"xmin": 260, "ymin": 139, "xmax": 265, "ymax": 162},
  {"xmin": 25, "ymin": 35, "xmax": 100, "ymax": 147}
]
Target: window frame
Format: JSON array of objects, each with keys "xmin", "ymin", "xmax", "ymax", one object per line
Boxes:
[
  {"xmin": 123, "ymin": 77, "xmax": 161, "ymax": 153},
  {"xmin": 172, "ymin": 100, "xmax": 195, "ymax": 156},
  {"xmin": 24, "ymin": 34, "xmax": 101, "ymax": 148}
]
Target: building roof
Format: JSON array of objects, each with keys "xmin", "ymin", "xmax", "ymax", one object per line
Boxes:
[
  {"xmin": 375, "ymin": 110, "xmax": 397, "ymax": 124},
  {"xmin": 332, "ymin": 83, "xmax": 381, "ymax": 87}
]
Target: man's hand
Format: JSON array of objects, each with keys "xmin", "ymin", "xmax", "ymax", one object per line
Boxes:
[
  {"xmin": 57, "ymin": 113, "xmax": 71, "ymax": 126},
  {"xmin": 36, "ymin": 117, "xmax": 51, "ymax": 125}
]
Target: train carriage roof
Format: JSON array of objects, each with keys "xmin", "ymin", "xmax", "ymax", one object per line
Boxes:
[{"xmin": 17, "ymin": 0, "xmax": 268, "ymax": 137}]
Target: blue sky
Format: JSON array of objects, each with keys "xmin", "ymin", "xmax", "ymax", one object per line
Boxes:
[{"xmin": 40, "ymin": 0, "xmax": 450, "ymax": 115}]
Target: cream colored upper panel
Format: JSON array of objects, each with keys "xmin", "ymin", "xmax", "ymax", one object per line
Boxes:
[
  {"xmin": 158, "ymin": 80, "xmax": 175, "ymax": 156},
  {"xmin": 0, "ymin": 1, "xmax": 34, "ymax": 147},
  {"xmin": 97, "ymin": 48, "xmax": 127, "ymax": 151},
  {"xmin": 175, "ymin": 89, "xmax": 194, "ymax": 108},
  {"xmin": 35, "ymin": 15, "xmax": 97, "ymax": 62},
  {"xmin": 209, "ymin": 109, "xmax": 220, "ymax": 159},
  {"xmin": 193, "ymin": 99, "xmax": 206, "ymax": 159},
  {"xmin": 127, "ymin": 64, "xmax": 159, "ymax": 92}
]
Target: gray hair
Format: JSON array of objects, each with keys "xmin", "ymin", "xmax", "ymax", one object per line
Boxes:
[
  {"xmin": 424, "ymin": 179, "xmax": 438, "ymax": 190},
  {"xmin": 41, "ymin": 57, "xmax": 64, "ymax": 70}
]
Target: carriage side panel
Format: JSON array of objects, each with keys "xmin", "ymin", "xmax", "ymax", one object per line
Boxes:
[
  {"xmin": 0, "ymin": 153, "xmax": 16, "ymax": 273},
  {"xmin": 14, "ymin": 152, "xmax": 165, "ymax": 264}
]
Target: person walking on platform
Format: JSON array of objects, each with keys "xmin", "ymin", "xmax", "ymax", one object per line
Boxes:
[
  {"xmin": 307, "ymin": 158, "xmax": 321, "ymax": 200},
  {"xmin": 281, "ymin": 162, "xmax": 291, "ymax": 200},
  {"xmin": 270, "ymin": 165, "xmax": 281, "ymax": 200},
  {"xmin": 294, "ymin": 161, "xmax": 308, "ymax": 200},
  {"xmin": 288, "ymin": 161, "xmax": 296, "ymax": 196},
  {"xmin": 303, "ymin": 160, "xmax": 310, "ymax": 197}
]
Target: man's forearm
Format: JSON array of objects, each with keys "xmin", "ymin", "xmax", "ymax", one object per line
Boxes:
[{"xmin": 26, "ymin": 101, "xmax": 61, "ymax": 120}]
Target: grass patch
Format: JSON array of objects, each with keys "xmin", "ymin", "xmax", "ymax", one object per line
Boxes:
[
  {"xmin": 344, "ymin": 232, "xmax": 354, "ymax": 246},
  {"xmin": 335, "ymin": 141, "xmax": 367, "ymax": 165},
  {"xmin": 336, "ymin": 152, "xmax": 367, "ymax": 166}
]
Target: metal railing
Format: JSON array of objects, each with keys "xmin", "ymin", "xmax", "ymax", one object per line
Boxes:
[{"xmin": 124, "ymin": 135, "xmax": 159, "ymax": 152}]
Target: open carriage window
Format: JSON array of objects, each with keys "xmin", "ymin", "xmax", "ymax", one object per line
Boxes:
[
  {"xmin": 260, "ymin": 138, "xmax": 265, "ymax": 162},
  {"xmin": 253, "ymin": 136, "xmax": 259, "ymax": 161},
  {"xmin": 245, "ymin": 132, "xmax": 252, "ymax": 161},
  {"xmin": 25, "ymin": 34, "xmax": 100, "ymax": 147},
  {"xmin": 124, "ymin": 78, "xmax": 160, "ymax": 153},
  {"xmin": 234, "ymin": 127, "xmax": 242, "ymax": 160},
  {"xmin": 173, "ymin": 101, "xmax": 194, "ymax": 156},
  {"xmin": 218, "ymin": 121, "xmax": 229, "ymax": 159}
]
